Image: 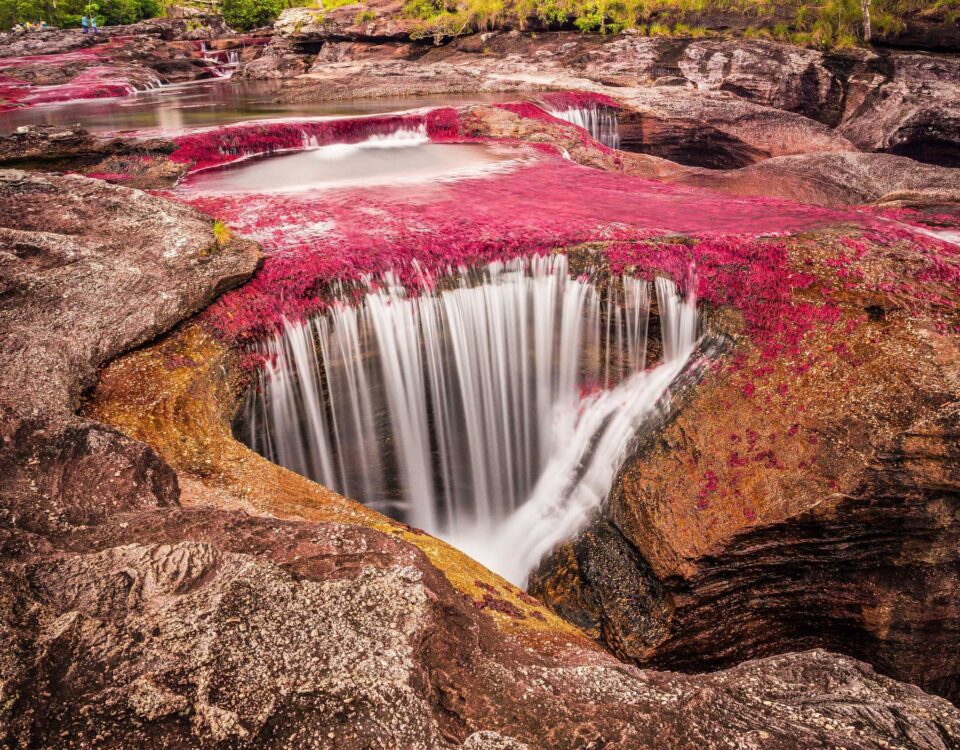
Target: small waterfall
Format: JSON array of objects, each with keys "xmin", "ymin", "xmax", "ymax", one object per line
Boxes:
[
  {"xmin": 301, "ymin": 125, "xmax": 429, "ymax": 153},
  {"xmin": 199, "ymin": 41, "xmax": 241, "ymax": 78},
  {"xmin": 544, "ymin": 104, "xmax": 621, "ymax": 149},
  {"xmin": 239, "ymin": 256, "xmax": 698, "ymax": 583}
]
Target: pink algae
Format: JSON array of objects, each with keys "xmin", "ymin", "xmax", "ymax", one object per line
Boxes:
[
  {"xmin": 0, "ymin": 40, "xmax": 141, "ymax": 111},
  {"xmin": 155, "ymin": 101, "xmax": 957, "ymax": 363},
  {"xmin": 535, "ymin": 91, "xmax": 622, "ymax": 110},
  {"xmin": 171, "ymin": 113, "xmax": 435, "ymax": 170},
  {"xmin": 175, "ymin": 155, "xmax": 853, "ymax": 345}
]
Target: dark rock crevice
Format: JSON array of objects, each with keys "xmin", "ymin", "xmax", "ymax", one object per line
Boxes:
[{"xmin": 532, "ymin": 389, "xmax": 960, "ymax": 705}]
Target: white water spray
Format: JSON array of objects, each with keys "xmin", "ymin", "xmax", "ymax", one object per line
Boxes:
[
  {"xmin": 241, "ymin": 256, "xmax": 698, "ymax": 584},
  {"xmin": 301, "ymin": 124, "xmax": 430, "ymax": 153}
]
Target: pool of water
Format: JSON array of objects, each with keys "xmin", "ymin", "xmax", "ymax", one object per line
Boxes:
[
  {"xmin": 0, "ymin": 78, "xmax": 516, "ymax": 135},
  {"xmin": 181, "ymin": 132, "xmax": 521, "ymax": 193}
]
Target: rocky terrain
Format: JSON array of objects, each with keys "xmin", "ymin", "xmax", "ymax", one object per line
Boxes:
[
  {"xmin": 251, "ymin": 24, "xmax": 960, "ymax": 169},
  {"xmin": 0, "ymin": 167, "xmax": 957, "ymax": 748},
  {"xmin": 2, "ymin": 9, "xmax": 960, "ymax": 750},
  {"xmin": 0, "ymin": 16, "xmax": 267, "ymax": 112}
]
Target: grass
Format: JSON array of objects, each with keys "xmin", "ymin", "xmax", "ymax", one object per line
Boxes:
[
  {"xmin": 402, "ymin": 0, "xmax": 940, "ymax": 47},
  {"xmin": 213, "ymin": 219, "xmax": 232, "ymax": 247}
]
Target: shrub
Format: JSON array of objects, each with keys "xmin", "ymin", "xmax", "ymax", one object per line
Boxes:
[
  {"xmin": 0, "ymin": 0, "xmax": 157, "ymax": 26},
  {"xmin": 573, "ymin": 0, "xmax": 625, "ymax": 32},
  {"xmin": 0, "ymin": 0, "xmax": 57, "ymax": 26},
  {"xmin": 213, "ymin": 219, "xmax": 232, "ymax": 246},
  {"xmin": 221, "ymin": 0, "xmax": 284, "ymax": 30},
  {"xmin": 794, "ymin": 0, "xmax": 864, "ymax": 47}
]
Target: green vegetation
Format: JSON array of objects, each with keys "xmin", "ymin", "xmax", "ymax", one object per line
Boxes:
[
  {"xmin": 1, "ymin": 0, "xmax": 159, "ymax": 27},
  {"xmin": 212, "ymin": 219, "xmax": 232, "ymax": 247},
  {"xmin": 221, "ymin": 0, "xmax": 287, "ymax": 30},
  {"xmin": 219, "ymin": 0, "xmax": 351, "ymax": 32},
  {"xmin": 401, "ymin": 0, "xmax": 958, "ymax": 47}
]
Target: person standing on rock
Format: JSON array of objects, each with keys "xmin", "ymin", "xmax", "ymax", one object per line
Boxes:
[
  {"xmin": 91, "ymin": 16, "xmax": 97, "ymax": 33},
  {"xmin": 81, "ymin": 15, "xmax": 89, "ymax": 32}
]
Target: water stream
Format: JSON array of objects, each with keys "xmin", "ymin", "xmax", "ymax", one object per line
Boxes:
[
  {"xmin": 238, "ymin": 255, "xmax": 698, "ymax": 584},
  {"xmin": 182, "ymin": 127, "xmax": 521, "ymax": 192},
  {"xmin": 0, "ymin": 78, "xmax": 514, "ymax": 134},
  {"xmin": 543, "ymin": 102, "xmax": 621, "ymax": 149}
]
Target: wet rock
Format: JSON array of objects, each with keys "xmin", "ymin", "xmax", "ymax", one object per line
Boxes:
[
  {"xmin": 4, "ymin": 503, "xmax": 960, "ymax": 748},
  {"xmin": 616, "ymin": 86, "xmax": 855, "ymax": 168},
  {"xmin": 531, "ymin": 229, "xmax": 960, "ymax": 704},
  {"xmin": 655, "ymin": 151, "xmax": 960, "ymax": 208},
  {"xmin": 0, "ymin": 125, "xmax": 187, "ymax": 188},
  {"xmin": 0, "ymin": 169, "xmax": 260, "ymax": 532}
]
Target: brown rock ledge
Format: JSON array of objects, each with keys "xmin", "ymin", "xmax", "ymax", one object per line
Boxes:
[{"xmin": 531, "ymin": 227, "xmax": 960, "ymax": 704}]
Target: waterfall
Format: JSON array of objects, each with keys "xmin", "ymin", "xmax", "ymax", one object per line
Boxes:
[
  {"xmin": 199, "ymin": 42, "xmax": 241, "ymax": 78},
  {"xmin": 301, "ymin": 125, "xmax": 429, "ymax": 153},
  {"xmin": 543, "ymin": 104, "xmax": 621, "ymax": 149},
  {"xmin": 240, "ymin": 255, "xmax": 698, "ymax": 583}
]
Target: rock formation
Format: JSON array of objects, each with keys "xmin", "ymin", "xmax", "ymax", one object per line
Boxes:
[
  {"xmin": 529, "ymin": 206, "xmax": 960, "ymax": 704},
  {"xmin": 3, "ymin": 11, "xmax": 960, "ymax": 749},
  {"xmin": 6, "ymin": 504, "xmax": 960, "ymax": 748},
  {"xmin": 247, "ymin": 28, "xmax": 960, "ymax": 170},
  {"xmin": 3, "ymin": 159, "xmax": 958, "ymax": 749},
  {"xmin": 0, "ymin": 125, "xmax": 188, "ymax": 188},
  {"xmin": 0, "ymin": 22, "xmax": 268, "ymax": 112},
  {"xmin": 0, "ymin": 169, "xmax": 259, "ymax": 534}
]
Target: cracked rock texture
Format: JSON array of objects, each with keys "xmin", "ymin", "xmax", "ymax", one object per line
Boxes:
[
  {"xmin": 253, "ymin": 30, "xmax": 960, "ymax": 170},
  {"xmin": 4, "ymin": 504, "xmax": 960, "ymax": 749},
  {"xmin": 0, "ymin": 170, "xmax": 260, "ymax": 535}
]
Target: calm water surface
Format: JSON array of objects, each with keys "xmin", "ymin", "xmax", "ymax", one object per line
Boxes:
[
  {"xmin": 0, "ymin": 78, "xmax": 515, "ymax": 134},
  {"xmin": 181, "ymin": 134, "xmax": 521, "ymax": 193}
]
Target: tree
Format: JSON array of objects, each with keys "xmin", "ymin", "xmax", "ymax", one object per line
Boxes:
[
  {"xmin": 221, "ymin": 0, "xmax": 284, "ymax": 30},
  {"xmin": 860, "ymin": 0, "xmax": 872, "ymax": 42}
]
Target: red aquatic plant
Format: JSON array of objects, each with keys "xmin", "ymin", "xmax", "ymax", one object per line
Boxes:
[
  {"xmin": 151, "ymin": 97, "xmax": 957, "ymax": 363},
  {"xmin": 171, "ymin": 114, "xmax": 431, "ymax": 170}
]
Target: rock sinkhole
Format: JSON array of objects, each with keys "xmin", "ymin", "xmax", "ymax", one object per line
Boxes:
[{"xmin": 2, "ymin": 11, "xmax": 960, "ymax": 749}]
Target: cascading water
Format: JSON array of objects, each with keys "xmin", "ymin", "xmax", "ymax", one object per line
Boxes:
[
  {"xmin": 239, "ymin": 255, "xmax": 698, "ymax": 584},
  {"xmin": 199, "ymin": 42, "xmax": 241, "ymax": 78},
  {"xmin": 543, "ymin": 104, "xmax": 621, "ymax": 149}
]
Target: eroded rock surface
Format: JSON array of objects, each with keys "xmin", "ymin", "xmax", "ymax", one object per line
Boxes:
[
  {"xmin": 530, "ymin": 220, "xmax": 960, "ymax": 704},
  {"xmin": 0, "ymin": 170, "xmax": 259, "ymax": 535},
  {"xmin": 0, "ymin": 21, "xmax": 267, "ymax": 112},
  {"xmin": 0, "ymin": 125, "xmax": 187, "ymax": 188},
  {"xmin": 839, "ymin": 53, "xmax": 960, "ymax": 167},
  {"xmin": 5, "ymin": 498, "xmax": 960, "ymax": 748},
  {"xmin": 252, "ymin": 29, "xmax": 960, "ymax": 170},
  {"xmin": 652, "ymin": 151, "xmax": 960, "ymax": 208}
]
